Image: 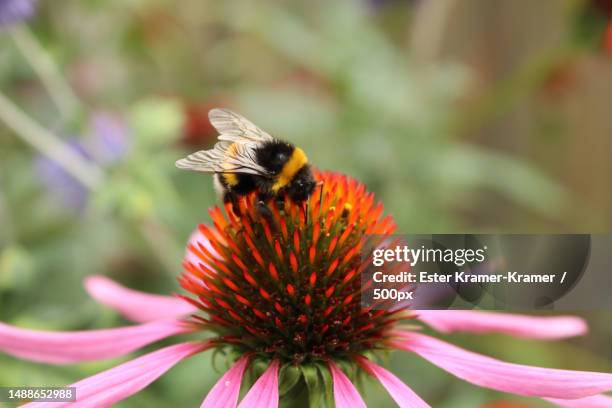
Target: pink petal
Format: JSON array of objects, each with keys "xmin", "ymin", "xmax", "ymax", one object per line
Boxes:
[
  {"xmin": 391, "ymin": 332, "xmax": 612, "ymax": 399},
  {"xmin": 416, "ymin": 310, "xmax": 587, "ymax": 339},
  {"xmin": 0, "ymin": 319, "xmax": 192, "ymax": 364},
  {"xmin": 328, "ymin": 361, "xmax": 366, "ymax": 408},
  {"xmin": 356, "ymin": 356, "xmax": 430, "ymax": 408},
  {"xmin": 545, "ymin": 395, "xmax": 612, "ymax": 408},
  {"xmin": 23, "ymin": 342, "xmax": 208, "ymax": 408},
  {"xmin": 201, "ymin": 356, "xmax": 250, "ymax": 408},
  {"xmin": 238, "ymin": 359, "xmax": 280, "ymax": 408},
  {"xmin": 84, "ymin": 275, "xmax": 196, "ymax": 323}
]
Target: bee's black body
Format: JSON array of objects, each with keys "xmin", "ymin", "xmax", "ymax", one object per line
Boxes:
[{"xmin": 214, "ymin": 140, "xmax": 315, "ymax": 211}]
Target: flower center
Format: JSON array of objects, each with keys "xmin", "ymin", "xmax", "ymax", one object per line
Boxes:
[{"xmin": 181, "ymin": 171, "xmax": 400, "ymax": 364}]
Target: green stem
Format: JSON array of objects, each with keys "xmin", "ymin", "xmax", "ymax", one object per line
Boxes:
[
  {"xmin": 10, "ymin": 26, "xmax": 80, "ymax": 120},
  {"xmin": 0, "ymin": 92, "xmax": 103, "ymax": 189}
]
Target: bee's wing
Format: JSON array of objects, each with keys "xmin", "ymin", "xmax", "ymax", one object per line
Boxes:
[
  {"xmin": 176, "ymin": 108, "xmax": 275, "ymax": 176},
  {"xmin": 208, "ymin": 108, "xmax": 275, "ymax": 144},
  {"xmin": 175, "ymin": 141, "xmax": 271, "ymax": 176}
]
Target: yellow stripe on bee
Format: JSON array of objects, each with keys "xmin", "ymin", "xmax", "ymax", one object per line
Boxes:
[
  {"xmin": 221, "ymin": 143, "xmax": 240, "ymax": 186},
  {"xmin": 223, "ymin": 172, "xmax": 239, "ymax": 186},
  {"xmin": 272, "ymin": 147, "xmax": 308, "ymax": 192}
]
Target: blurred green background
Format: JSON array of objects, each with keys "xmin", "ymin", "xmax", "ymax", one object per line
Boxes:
[{"xmin": 0, "ymin": 0, "xmax": 611, "ymax": 407}]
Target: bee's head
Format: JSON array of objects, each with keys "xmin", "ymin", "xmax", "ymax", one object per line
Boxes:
[{"xmin": 287, "ymin": 165, "xmax": 316, "ymax": 203}]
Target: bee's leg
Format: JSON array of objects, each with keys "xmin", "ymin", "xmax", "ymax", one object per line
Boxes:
[
  {"xmin": 275, "ymin": 193, "xmax": 286, "ymax": 213},
  {"xmin": 223, "ymin": 191, "xmax": 242, "ymax": 217},
  {"xmin": 256, "ymin": 191, "xmax": 274, "ymax": 224}
]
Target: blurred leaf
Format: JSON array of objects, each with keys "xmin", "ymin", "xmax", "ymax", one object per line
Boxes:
[
  {"xmin": 92, "ymin": 176, "xmax": 154, "ymax": 221},
  {"xmin": 0, "ymin": 245, "xmax": 36, "ymax": 291},
  {"xmin": 128, "ymin": 97, "xmax": 182, "ymax": 148}
]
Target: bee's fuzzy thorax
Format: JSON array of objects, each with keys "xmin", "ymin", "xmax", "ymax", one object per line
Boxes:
[{"xmin": 254, "ymin": 140, "xmax": 295, "ymax": 173}]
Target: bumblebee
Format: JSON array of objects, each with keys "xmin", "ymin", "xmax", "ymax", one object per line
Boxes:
[{"xmin": 176, "ymin": 109, "xmax": 316, "ymax": 213}]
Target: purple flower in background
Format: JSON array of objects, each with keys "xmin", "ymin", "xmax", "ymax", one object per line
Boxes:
[
  {"xmin": 0, "ymin": 0, "xmax": 37, "ymax": 27},
  {"xmin": 35, "ymin": 139, "xmax": 91, "ymax": 211},
  {"xmin": 87, "ymin": 111, "xmax": 130, "ymax": 165},
  {"xmin": 36, "ymin": 112, "xmax": 130, "ymax": 211}
]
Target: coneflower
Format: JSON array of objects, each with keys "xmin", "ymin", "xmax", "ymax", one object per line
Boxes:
[{"xmin": 1, "ymin": 171, "xmax": 612, "ymax": 407}]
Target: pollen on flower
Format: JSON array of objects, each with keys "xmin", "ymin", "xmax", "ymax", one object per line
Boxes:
[{"xmin": 180, "ymin": 171, "xmax": 402, "ymax": 363}]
